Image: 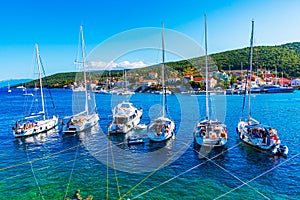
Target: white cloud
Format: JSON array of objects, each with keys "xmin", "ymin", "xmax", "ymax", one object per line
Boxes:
[{"xmin": 89, "ymin": 60, "xmax": 149, "ymax": 70}]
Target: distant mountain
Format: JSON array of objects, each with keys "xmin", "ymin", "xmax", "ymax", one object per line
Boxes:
[{"xmin": 0, "ymin": 79, "xmax": 32, "ymax": 88}]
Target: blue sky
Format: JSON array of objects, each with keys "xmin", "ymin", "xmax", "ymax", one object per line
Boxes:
[{"xmin": 1, "ymin": 0, "xmax": 300, "ymax": 80}]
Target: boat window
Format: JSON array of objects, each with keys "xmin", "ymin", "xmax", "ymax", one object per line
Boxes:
[
  {"xmin": 130, "ymin": 114, "xmax": 136, "ymax": 120},
  {"xmin": 121, "ymin": 104, "xmax": 130, "ymax": 108},
  {"xmin": 114, "ymin": 116, "xmax": 127, "ymax": 124}
]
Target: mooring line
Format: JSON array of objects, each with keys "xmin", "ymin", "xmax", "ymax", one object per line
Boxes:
[
  {"xmin": 26, "ymin": 145, "xmax": 45, "ymax": 200},
  {"xmin": 120, "ymin": 141, "xmax": 192, "ymax": 199},
  {"xmin": 110, "ymin": 140, "xmax": 121, "ymax": 199},
  {"xmin": 194, "ymin": 148, "xmax": 271, "ymax": 200},
  {"xmin": 214, "ymin": 152, "xmax": 300, "ymax": 199},
  {"xmin": 132, "ymin": 142, "xmax": 242, "ymax": 199},
  {"xmin": 63, "ymin": 144, "xmax": 80, "ymax": 199}
]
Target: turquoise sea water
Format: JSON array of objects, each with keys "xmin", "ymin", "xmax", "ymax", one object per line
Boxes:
[{"xmin": 0, "ymin": 88, "xmax": 299, "ymax": 199}]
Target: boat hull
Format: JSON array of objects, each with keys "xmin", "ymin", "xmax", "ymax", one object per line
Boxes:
[
  {"xmin": 237, "ymin": 121, "xmax": 280, "ymax": 151},
  {"xmin": 194, "ymin": 120, "xmax": 227, "ymax": 147},
  {"xmin": 63, "ymin": 113, "xmax": 99, "ymax": 134},
  {"xmin": 148, "ymin": 117, "xmax": 175, "ymax": 142},
  {"xmin": 109, "ymin": 102, "xmax": 142, "ymax": 134},
  {"xmin": 13, "ymin": 115, "xmax": 58, "ymax": 138}
]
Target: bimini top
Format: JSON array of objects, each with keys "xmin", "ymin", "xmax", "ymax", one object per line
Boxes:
[
  {"xmin": 245, "ymin": 124, "xmax": 272, "ymax": 129},
  {"xmin": 199, "ymin": 119, "xmax": 225, "ymax": 125}
]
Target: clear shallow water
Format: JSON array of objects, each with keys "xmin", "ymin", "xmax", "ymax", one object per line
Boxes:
[{"xmin": 0, "ymin": 88, "xmax": 299, "ymax": 199}]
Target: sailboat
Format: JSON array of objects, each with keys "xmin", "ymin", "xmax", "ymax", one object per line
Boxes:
[
  {"xmin": 236, "ymin": 20, "xmax": 288, "ymax": 158},
  {"xmin": 7, "ymin": 83, "xmax": 12, "ymax": 93},
  {"xmin": 22, "ymin": 84, "xmax": 34, "ymax": 96},
  {"xmin": 147, "ymin": 23, "xmax": 175, "ymax": 142},
  {"xmin": 62, "ymin": 25, "xmax": 99, "ymax": 134},
  {"xmin": 117, "ymin": 68, "xmax": 135, "ymax": 95},
  {"xmin": 12, "ymin": 44, "xmax": 58, "ymax": 138},
  {"xmin": 193, "ymin": 15, "xmax": 228, "ymax": 147}
]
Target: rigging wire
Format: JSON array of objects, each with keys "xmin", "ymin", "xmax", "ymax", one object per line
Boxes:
[
  {"xmin": 241, "ymin": 67, "xmax": 249, "ymax": 121},
  {"xmin": 39, "ymin": 55, "xmax": 56, "ymax": 112}
]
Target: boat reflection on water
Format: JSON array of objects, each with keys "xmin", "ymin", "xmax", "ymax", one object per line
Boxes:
[
  {"xmin": 193, "ymin": 142, "xmax": 228, "ymax": 160},
  {"xmin": 14, "ymin": 127, "xmax": 59, "ymax": 150}
]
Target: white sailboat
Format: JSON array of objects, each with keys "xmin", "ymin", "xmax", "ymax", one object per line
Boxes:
[
  {"xmin": 62, "ymin": 25, "xmax": 99, "ymax": 134},
  {"xmin": 23, "ymin": 86, "xmax": 34, "ymax": 96},
  {"xmin": 148, "ymin": 23, "xmax": 175, "ymax": 142},
  {"xmin": 236, "ymin": 20, "xmax": 288, "ymax": 158},
  {"xmin": 7, "ymin": 83, "xmax": 12, "ymax": 93},
  {"xmin": 13, "ymin": 44, "xmax": 58, "ymax": 138},
  {"xmin": 108, "ymin": 101, "xmax": 143, "ymax": 133},
  {"xmin": 117, "ymin": 68, "xmax": 135, "ymax": 95},
  {"xmin": 193, "ymin": 15, "xmax": 228, "ymax": 147}
]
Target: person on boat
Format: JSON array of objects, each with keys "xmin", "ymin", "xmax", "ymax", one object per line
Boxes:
[
  {"xmin": 200, "ymin": 129, "xmax": 206, "ymax": 137},
  {"xmin": 252, "ymin": 129, "xmax": 260, "ymax": 138},
  {"xmin": 269, "ymin": 128, "xmax": 277, "ymax": 135},
  {"xmin": 72, "ymin": 189, "xmax": 83, "ymax": 200},
  {"xmin": 269, "ymin": 128, "xmax": 279, "ymax": 144},
  {"xmin": 161, "ymin": 125, "xmax": 165, "ymax": 135}
]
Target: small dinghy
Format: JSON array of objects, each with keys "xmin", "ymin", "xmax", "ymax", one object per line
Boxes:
[
  {"xmin": 272, "ymin": 144, "xmax": 289, "ymax": 158},
  {"xmin": 127, "ymin": 136, "xmax": 144, "ymax": 145},
  {"xmin": 135, "ymin": 124, "xmax": 147, "ymax": 129}
]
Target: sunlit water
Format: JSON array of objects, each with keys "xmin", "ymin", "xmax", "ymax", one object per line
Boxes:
[{"xmin": 0, "ymin": 88, "xmax": 299, "ymax": 199}]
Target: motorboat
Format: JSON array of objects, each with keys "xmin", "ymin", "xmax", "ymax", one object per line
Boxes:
[{"xmin": 109, "ymin": 101, "xmax": 142, "ymax": 133}]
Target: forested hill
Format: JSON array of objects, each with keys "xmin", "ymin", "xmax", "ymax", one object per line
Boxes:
[
  {"xmin": 162, "ymin": 42, "xmax": 300, "ymax": 78},
  {"xmin": 19, "ymin": 42, "xmax": 300, "ymax": 88},
  {"xmin": 210, "ymin": 42, "xmax": 300, "ymax": 77}
]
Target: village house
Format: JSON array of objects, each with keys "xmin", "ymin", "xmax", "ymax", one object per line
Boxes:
[
  {"xmin": 278, "ymin": 78, "xmax": 291, "ymax": 86},
  {"xmin": 291, "ymin": 78, "xmax": 300, "ymax": 88},
  {"xmin": 148, "ymin": 72, "xmax": 158, "ymax": 79},
  {"xmin": 140, "ymin": 79, "xmax": 157, "ymax": 86},
  {"xmin": 168, "ymin": 76, "xmax": 180, "ymax": 83},
  {"xmin": 183, "ymin": 75, "xmax": 193, "ymax": 82},
  {"xmin": 193, "ymin": 77, "xmax": 217, "ymax": 88}
]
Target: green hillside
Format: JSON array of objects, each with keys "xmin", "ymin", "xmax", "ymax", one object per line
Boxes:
[
  {"xmin": 210, "ymin": 42, "xmax": 300, "ymax": 77},
  {"xmin": 22, "ymin": 42, "xmax": 300, "ymax": 88}
]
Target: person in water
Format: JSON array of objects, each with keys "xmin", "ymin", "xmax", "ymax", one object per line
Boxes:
[
  {"xmin": 67, "ymin": 189, "xmax": 93, "ymax": 200},
  {"xmin": 73, "ymin": 189, "xmax": 83, "ymax": 200}
]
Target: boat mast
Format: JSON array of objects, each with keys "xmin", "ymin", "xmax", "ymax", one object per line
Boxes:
[
  {"xmin": 161, "ymin": 23, "xmax": 165, "ymax": 118},
  {"xmin": 204, "ymin": 14, "xmax": 209, "ymax": 120},
  {"xmin": 248, "ymin": 20, "xmax": 254, "ymax": 123},
  {"xmin": 124, "ymin": 68, "xmax": 127, "ymax": 91},
  {"xmin": 80, "ymin": 25, "xmax": 89, "ymax": 115},
  {"xmin": 275, "ymin": 66, "xmax": 278, "ymax": 85},
  {"xmin": 35, "ymin": 44, "xmax": 46, "ymax": 120}
]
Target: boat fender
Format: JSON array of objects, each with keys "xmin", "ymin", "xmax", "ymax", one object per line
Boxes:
[
  {"xmin": 280, "ymin": 145, "xmax": 289, "ymax": 158},
  {"xmin": 272, "ymin": 146, "xmax": 279, "ymax": 155}
]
